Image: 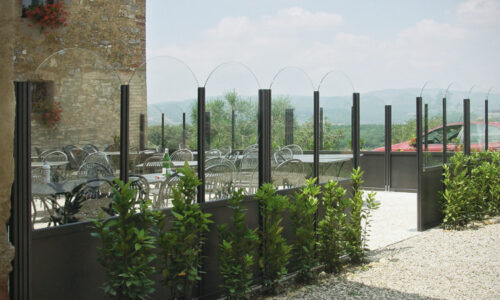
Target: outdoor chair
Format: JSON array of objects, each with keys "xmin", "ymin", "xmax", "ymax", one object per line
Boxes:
[
  {"xmin": 234, "ymin": 149, "xmax": 259, "ymax": 194},
  {"xmin": 58, "ymin": 178, "xmax": 115, "ymax": 224},
  {"xmin": 43, "ymin": 150, "xmax": 69, "ymax": 181},
  {"xmin": 77, "ymin": 162, "xmax": 113, "ymax": 179},
  {"xmin": 272, "ymin": 159, "xmax": 305, "ymax": 189},
  {"xmin": 205, "ymin": 163, "xmax": 235, "ymax": 201},
  {"xmin": 155, "ymin": 173, "xmax": 181, "ymax": 209},
  {"xmin": 283, "ymin": 144, "xmax": 303, "ymax": 157},
  {"xmin": 273, "ymin": 148, "xmax": 293, "ymax": 166},
  {"xmin": 219, "ymin": 146, "xmax": 231, "ymax": 156},
  {"xmin": 64, "ymin": 146, "xmax": 85, "ymax": 170},
  {"xmin": 171, "ymin": 148, "xmax": 194, "ymax": 162},
  {"xmin": 82, "ymin": 144, "xmax": 99, "ymax": 156},
  {"xmin": 242, "ymin": 144, "xmax": 258, "ymax": 154},
  {"xmin": 205, "ymin": 149, "xmax": 222, "ymax": 159},
  {"xmin": 82, "ymin": 151, "xmax": 114, "ymax": 175},
  {"xmin": 129, "ymin": 174, "xmax": 150, "ymax": 205},
  {"xmin": 142, "ymin": 155, "xmax": 163, "ymax": 174}
]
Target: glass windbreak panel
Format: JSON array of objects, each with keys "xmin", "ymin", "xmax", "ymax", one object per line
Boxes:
[
  {"xmin": 391, "ymin": 93, "xmax": 418, "ymax": 153},
  {"xmin": 360, "ymin": 92, "xmax": 385, "ymax": 151},
  {"xmin": 205, "ymin": 63, "xmax": 259, "ymax": 200},
  {"xmin": 30, "ymin": 48, "xmax": 121, "ymax": 229},
  {"xmin": 318, "ymin": 72, "xmax": 354, "ymax": 183},
  {"xmin": 469, "ymin": 87, "xmax": 487, "ymax": 152},
  {"xmin": 444, "ymin": 84, "xmax": 466, "ymax": 159},
  {"xmin": 422, "ymin": 83, "xmax": 444, "ymax": 167},
  {"xmin": 128, "ymin": 56, "xmax": 199, "ymax": 209},
  {"xmin": 488, "ymin": 91, "xmax": 500, "ymax": 151},
  {"xmin": 270, "ymin": 67, "xmax": 313, "ymax": 190}
]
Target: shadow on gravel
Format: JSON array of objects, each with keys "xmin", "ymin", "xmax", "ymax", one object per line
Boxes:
[{"xmin": 263, "ymin": 278, "xmax": 439, "ymax": 300}]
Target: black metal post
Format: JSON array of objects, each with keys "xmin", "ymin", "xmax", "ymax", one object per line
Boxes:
[
  {"xmin": 205, "ymin": 111, "xmax": 211, "ymax": 150},
  {"xmin": 424, "ymin": 103, "xmax": 428, "ymax": 152},
  {"xmin": 197, "ymin": 88, "xmax": 206, "ymax": 203},
  {"xmin": 319, "ymin": 107, "xmax": 324, "ymax": 150},
  {"xmin": 485, "ymin": 100, "xmax": 489, "ymax": 151},
  {"xmin": 120, "ymin": 85, "xmax": 130, "ymax": 183},
  {"xmin": 139, "ymin": 113, "xmax": 145, "ymax": 151},
  {"xmin": 416, "ymin": 97, "xmax": 423, "ymax": 231},
  {"xmin": 464, "ymin": 99, "xmax": 471, "ymax": 155},
  {"xmin": 313, "ymin": 91, "xmax": 320, "ymax": 181},
  {"xmin": 11, "ymin": 82, "xmax": 32, "ymax": 300},
  {"xmin": 442, "ymin": 98, "xmax": 447, "ymax": 164},
  {"xmin": 161, "ymin": 113, "xmax": 165, "ymax": 151},
  {"xmin": 231, "ymin": 109, "xmax": 235, "ymax": 151},
  {"xmin": 182, "ymin": 112, "xmax": 186, "ymax": 148},
  {"xmin": 259, "ymin": 89, "xmax": 272, "ymax": 185},
  {"xmin": 352, "ymin": 93, "xmax": 360, "ymax": 169},
  {"xmin": 285, "ymin": 108, "xmax": 294, "ymax": 145},
  {"xmin": 385, "ymin": 105, "xmax": 392, "ymax": 191}
]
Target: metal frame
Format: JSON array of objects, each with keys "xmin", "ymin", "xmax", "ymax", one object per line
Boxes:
[
  {"xmin": 463, "ymin": 99, "xmax": 471, "ymax": 155},
  {"xmin": 313, "ymin": 91, "xmax": 320, "ymax": 180},
  {"xmin": 197, "ymin": 87, "xmax": 206, "ymax": 203},
  {"xmin": 120, "ymin": 85, "xmax": 130, "ymax": 183},
  {"xmin": 285, "ymin": 108, "xmax": 294, "ymax": 145},
  {"xmin": 258, "ymin": 89, "xmax": 271, "ymax": 185},
  {"xmin": 205, "ymin": 111, "xmax": 211, "ymax": 150},
  {"xmin": 424, "ymin": 104, "xmax": 428, "ymax": 152},
  {"xmin": 183, "ymin": 112, "xmax": 187, "ymax": 148},
  {"xmin": 384, "ymin": 105, "xmax": 392, "ymax": 191},
  {"xmin": 11, "ymin": 82, "xmax": 32, "ymax": 300},
  {"xmin": 161, "ymin": 113, "xmax": 165, "ymax": 151},
  {"xmin": 352, "ymin": 93, "xmax": 360, "ymax": 169},
  {"xmin": 442, "ymin": 97, "xmax": 447, "ymax": 164},
  {"xmin": 139, "ymin": 113, "xmax": 145, "ymax": 150},
  {"xmin": 416, "ymin": 97, "xmax": 423, "ymax": 231},
  {"xmin": 485, "ymin": 99, "xmax": 488, "ymax": 151}
]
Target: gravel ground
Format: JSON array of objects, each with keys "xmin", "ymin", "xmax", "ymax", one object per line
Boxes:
[{"xmin": 266, "ymin": 222, "xmax": 500, "ymax": 300}]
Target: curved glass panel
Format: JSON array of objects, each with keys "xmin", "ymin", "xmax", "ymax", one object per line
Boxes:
[
  {"xmin": 469, "ymin": 86, "xmax": 488, "ymax": 152},
  {"xmin": 270, "ymin": 67, "xmax": 314, "ymax": 190},
  {"xmin": 317, "ymin": 71, "xmax": 354, "ymax": 183},
  {"xmin": 420, "ymin": 81, "xmax": 444, "ymax": 167},
  {"xmin": 443, "ymin": 82, "xmax": 467, "ymax": 159},
  {"xmin": 486, "ymin": 88, "xmax": 500, "ymax": 152},
  {"xmin": 128, "ymin": 56, "xmax": 199, "ymax": 209},
  {"xmin": 204, "ymin": 62, "xmax": 260, "ymax": 199},
  {"xmin": 30, "ymin": 48, "xmax": 121, "ymax": 229}
]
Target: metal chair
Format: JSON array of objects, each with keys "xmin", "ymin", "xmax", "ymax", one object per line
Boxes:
[
  {"xmin": 58, "ymin": 178, "xmax": 115, "ymax": 224},
  {"xmin": 272, "ymin": 159, "xmax": 305, "ymax": 189},
  {"xmin": 205, "ymin": 149, "xmax": 222, "ymax": 159},
  {"xmin": 82, "ymin": 144, "xmax": 99, "ymax": 156},
  {"xmin": 78, "ymin": 162, "xmax": 113, "ymax": 179},
  {"xmin": 82, "ymin": 151, "xmax": 114, "ymax": 174},
  {"xmin": 235, "ymin": 149, "xmax": 259, "ymax": 194},
  {"xmin": 155, "ymin": 173, "xmax": 181, "ymax": 209},
  {"xmin": 129, "ymin": 174, "xmax": 150, "ymax": 204},
  {"xmin": 205, "ymin": 163, "xmax": 235, "ymax": 201},
  {"xmin": 43, "ymin": 150, "xmax": 69, "ymax": 181},
  {"xmin": 171, "ymin": 149, "xmax": 194, "ymax": 162},
  {"xmin": 283, "ymin": 144, "xmax": 303, "ymax": 157},
  {"xmin": 142, "ymin": 155, "xmax": 163, "ymax": 174},
  {"xmin": 219, "ymin": 146, "xmax": 232, "ymax": 156}
]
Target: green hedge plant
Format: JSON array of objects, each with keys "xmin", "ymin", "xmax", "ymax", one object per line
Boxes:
[
  {"xmin": 256, "ymin": 183, "xmax": 292, "ymax": 294},
  {"xmin": 158, "ymin": 164, "xmax": 213, "ymax": 299},
  {"xmin": 218, "ymin": 189, "xmax": 259, "ymax": 300},
  {"xmin": 91, "ymin": 179, "xmax": 162, "ymax": 300},
  {"xmin": 289, "ymin": 177, "xmax": 320, "ymax": 282}
]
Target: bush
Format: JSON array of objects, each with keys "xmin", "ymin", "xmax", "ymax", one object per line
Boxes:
[
  {"xmin": 91, "ymin": 179, "xmax": 162, "ymax": 300},
  {"xmin": 442, "ymin": 151, "xmax": 500, "ymax": 229},
  {"xmin": 158, "ymin": 163, "xmax": 213, "ymax": 299},
  {"xmin": 344, "ymin": 168, "xmax": 379, "ymax": 263},
  {"xmin": 256, "ymin": 183, "xmax": 292, "ymax": 294},
  {"xmin": 317, "ymin": 180, "xmax": 347, "ymax": 273},
  {"xmin": 218, "ymin": 189, "xmax": 259, "ymax": 299},
  {"xmin": 289, "ymin": 178, "xmax": 320, "ymax": 282}
]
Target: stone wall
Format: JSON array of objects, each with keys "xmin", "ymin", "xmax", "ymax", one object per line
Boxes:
[
  {"xmin": 0, "ymin": 1, "xmax": 17, "ymax": 299},
  {"xmin": 15, "ymin": 0, "xmax": 147, "ymax": 153}
]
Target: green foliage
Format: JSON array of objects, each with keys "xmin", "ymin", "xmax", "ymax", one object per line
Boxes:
[
  {"xmin": 317, "ymin": 180, "xmax": 347, "ymax": 273},
  {"xmin": 158, "ymin": 163, "xmax": 213, "ymax": 299},
  {"xmin": 91, "ymin": 179, "xmax": 162, "ymax": 300},
  {"xmin": 256, "ymin": 183, "xmax": 292, "ymax": 294},
  {"xmin": 147, "ymin": 124, "xmax": 196, "ymax": 150},
  {"xmin": 344, "ymin": 168, "xmax": 379, "ymax": 263},
  {"xmin": 289, "ymin": 178, "xmax": 320, "ymax": 283},
  {"xmin": 442, "ymin": 151, "xmax": 500, "ymax": 229},
  {"xmin": 218, "ymin": 189, "xmax": 259, "ymax": 300}
]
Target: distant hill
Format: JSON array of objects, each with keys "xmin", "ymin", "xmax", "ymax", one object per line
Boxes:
[{"xmin": 147, "ymin": 89, "xmax": 500, "ymax": 126}]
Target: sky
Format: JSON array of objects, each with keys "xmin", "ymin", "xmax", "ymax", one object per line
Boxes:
[{"xmin": 146, "ymin": 0, "xmax": 500, "ymax": 97}]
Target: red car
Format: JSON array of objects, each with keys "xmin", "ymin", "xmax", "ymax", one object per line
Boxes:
[{"xmin": 373, "ymin": 122, "xmax": 500, "ymax": 152}]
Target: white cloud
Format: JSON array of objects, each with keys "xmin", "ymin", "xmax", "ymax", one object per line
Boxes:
[
  {"xmin": 457, "ymin": 0, "xmax": 500, "ymax": 25},
  {"xmin": 149, "ymin": 6, "xmax": 500, "ymax": 93}
]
